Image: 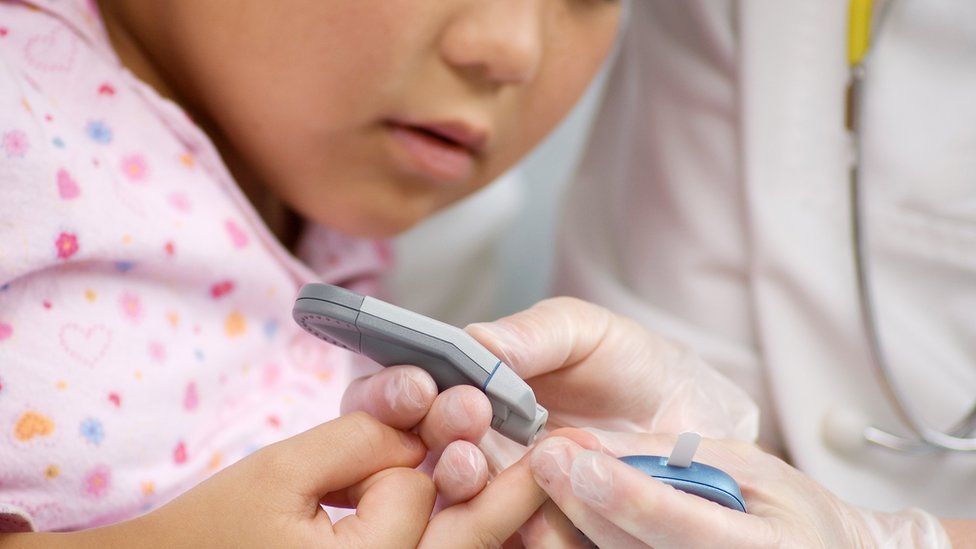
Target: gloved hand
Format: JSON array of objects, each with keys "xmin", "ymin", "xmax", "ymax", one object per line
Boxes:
[
  {"xmin": 467, "ymin": 297, "xmax": 758, "ymax": 438},
  {"xmin": 526, "ymin": 429, "xmax": 952, "ymax": 548},
  {"xmin": 466, "ymin": 297, "xmax": 759, "ymax": 471},
  {"xmin": 342, "ymin": 297, "xmax": 759, "ymax": 509}
]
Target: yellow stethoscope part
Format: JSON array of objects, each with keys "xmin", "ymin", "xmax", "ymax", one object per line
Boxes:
[{"xmin": 848, "ymin": 0, "xmax": 873, "ymax": 66}]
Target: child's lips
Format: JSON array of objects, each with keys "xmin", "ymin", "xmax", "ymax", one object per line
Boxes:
[{"xmin": 385, "ymin": 120, "xmax": 484, "ymax": 184}]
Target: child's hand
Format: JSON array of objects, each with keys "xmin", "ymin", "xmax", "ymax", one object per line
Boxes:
[
  {"xmin": 342, "ymin": 365, "xmax": 494, "ymax": 506},
  {"xmin": 3, "ymin": 413, "xmax": 433, "ymax": 548}
]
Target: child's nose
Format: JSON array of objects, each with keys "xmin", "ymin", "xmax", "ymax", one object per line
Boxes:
[{"xmin": 439, "ymin": 0, "xmax": 543, "ymax": 86}]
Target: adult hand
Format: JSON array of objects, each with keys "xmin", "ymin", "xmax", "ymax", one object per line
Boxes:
[
  {"xmin": 527, "ymin": 429, "xmax": 952, "ymax": 548},
  {"xmin": 342, "ymin": 297, "xmax": 760, "ymax": 511},
  {"xmin": 467, "ymin": 297, "xmax": 759, "ymax": 441}
]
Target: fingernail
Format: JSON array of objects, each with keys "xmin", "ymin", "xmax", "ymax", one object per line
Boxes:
[
  {"xmin": 530, "ymin": 438, "xmax": 574, "ymax": 486},
  {"xmin": 570, "ymin": 451, "xmax": 612, "ymax": 508},
  {"xmin": 443, "ymin": 444, "xmax": 480, "ymax": 481},
  {"xmin": 581, "ymin": 427, "xmax": 623, "ymax": 456},
  {"xmin": 385, "ymin": 371, "xmax": 426, "ymax": 413},
  {"xmin": 442, "ymin": 391, "xmax": 473, "ymax": 433}
]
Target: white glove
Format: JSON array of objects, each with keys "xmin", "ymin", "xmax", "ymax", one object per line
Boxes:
[
  {"xmin": 526, "ymin": 429, "xmax": 952, "ymax": 548},
  {"xmin": 466, "ymin": 297, "xmax": 759, "ymax": 471}
]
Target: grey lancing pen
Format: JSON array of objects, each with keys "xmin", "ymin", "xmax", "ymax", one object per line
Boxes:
[{"xmin": 292, "ymin": 283, "xmax": 549, "ymax": 445}]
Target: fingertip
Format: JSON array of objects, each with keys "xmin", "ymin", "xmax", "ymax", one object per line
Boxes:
[
  {"xmin": 418, "ymin": 385, "xmax": 492, "ymax": 455},
  {"xmin": 433, "ymin": 440, "xmax": 489, "ymax": 506},
  {"xmin": 383, "ymin": 365, "xmax": 438, "ymax": 414},
  {"xmin": 342, "ymin": 366, "xmax": 437, "ymax": 430}
]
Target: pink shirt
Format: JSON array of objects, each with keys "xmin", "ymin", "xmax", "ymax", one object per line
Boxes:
[{"xmin": 0, "ymin": 0, "xmax": 391, "ymax": 532}]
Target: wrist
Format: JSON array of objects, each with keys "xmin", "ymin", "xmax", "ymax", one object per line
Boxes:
[{"xmin": 0, "ymin": 512, "xmax": 166, "ymax": 549}]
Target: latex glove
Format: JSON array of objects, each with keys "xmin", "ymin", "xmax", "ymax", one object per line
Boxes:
[
  {"xmin": 526, "ymin": 429, "xmax": 951, "ymax": 548},
  {"xmin": 343, "ymin": 297, "xmax": 759, "ymax": 505},
  {"xmin": 470, "ymin": 297, "xmax": 758, "ymax": 438},
  {"xmin": 467, "ymin": 297, "xmax": 759, "ymax": 474}
]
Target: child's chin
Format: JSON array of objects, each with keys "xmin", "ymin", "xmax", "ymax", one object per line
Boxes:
[{"xmin": 327, "ymin": 209, "xmax": 427, "ymax": 239}]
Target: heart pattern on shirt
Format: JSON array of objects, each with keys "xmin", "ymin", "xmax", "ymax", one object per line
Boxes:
[
  {"xmin": 14, "ymin": 411, "xmax": 55, "ymax": 442},
  {"xmin": 24, "ymin": 26, "xmax": 78, "ymax": 72},
  {"xmin": 59, "ymin": 323, "xmax": 111, "ymax": 366}
]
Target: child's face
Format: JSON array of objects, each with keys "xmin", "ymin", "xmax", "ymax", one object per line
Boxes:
[{"xmin": 105, "ymin": 1, "xmax": 621, "ymax": 237}]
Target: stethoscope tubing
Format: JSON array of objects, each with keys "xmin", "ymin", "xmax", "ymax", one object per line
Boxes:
[{"xmin": 848, "ymin": 0, "xmax": 976, "ymax": 453}]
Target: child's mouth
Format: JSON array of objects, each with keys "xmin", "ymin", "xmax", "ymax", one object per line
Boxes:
[{"xmin": 384, "ymin": 120, "xmax": 486, "ymax": 184}]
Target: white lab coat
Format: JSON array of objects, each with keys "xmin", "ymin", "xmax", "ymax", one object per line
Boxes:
[{"xmin": 556, "ymin": 0, "xmax": 976, "ymax": 517}]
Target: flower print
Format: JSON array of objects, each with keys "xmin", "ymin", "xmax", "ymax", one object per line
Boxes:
[
  {"xmin": 168, "ymin": 192, "xmax": 192, "ymax": 213},
  {"xmin": 44, "ymin": 464, "xmax": 60, "ymax": 479},
  {"xmin": 83, "ymin": 465, "xmax": 111, "ymax": 498},
  {"xmin": 173, "ymin": 441, "xmax": 188, "ymax": 464},
  {"xmin": 261, "ymin": 363, "xmax": 281, "ymax": 388},
  {"xmin": 183, "ymin": 381, "xmax": 199, "ymax": 411},
  {"xmin": 210, "ymin": 280, "xmax": 234, "ymax": 299},
  {"xmin": 224, "ymin": 312, "xmax": 246, "ymax": 337},
  {"xmin": 2, "ymin": 130, "xmax": 28, "ymax": 157},
  {"xmin": 263, "ymin": 319, "xmax": 278, "ymax": 340},
  {"xmin": 85, "ymin": 120, "xmax": 112, "ymax": 144},
  {"xmin": 224, "ymin": 220, "xmax": 249, "ymax": 249},
  {"xmin": 120, "ymin": 154, "xmax": 148, "ymax": 182},
  {"xmin": 79, "ymin": 417, "xmax": 104, "ymax": 445},
  {"xmin": 148, "ymin": 341, "xmax": 166, "ymax": 362},
  {"xmin": 0, "ymin": 321, "xmax": 12, "ymax": 341},
  {"xmin": 55, "ymin": 232, "xmax": 79, "ymax": 259},
  {"xmin": 119, "ymin": 292, "xmax": 143, "ymax": 322}
]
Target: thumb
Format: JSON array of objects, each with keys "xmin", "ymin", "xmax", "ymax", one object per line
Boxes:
[
  {"xmin": 465, "ymin": 297, "xmax": 614, "ymax": 379},
  {"xmin": 262, "ymin": 412, "xmax": 427, "ymax": 502}
]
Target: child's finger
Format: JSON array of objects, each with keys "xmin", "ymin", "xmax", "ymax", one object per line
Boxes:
[
  {"xmin": 432, "ymin": 440, "xmax": 489, "ymax": 506},
  {"xmin": 332, "ymin": 467, "xmax": 437, "ymax": 549},
  {"xmin": 517, "ymin": 501, "xmax": 595, "ymax": 548},
  {"xmin": 268, "ymin": 411, "xmax": 427, "ymax": 501},
  {"xmin": 421, "ymin": 450, "xmax": 548, "ymax": 547},
  {"xmin": 340, "ymin": 366, "xmax": 438, "ymax": 429},
  {"xmin": 416, "ymin": 385, "xmax": 492, "ymax": 457}
]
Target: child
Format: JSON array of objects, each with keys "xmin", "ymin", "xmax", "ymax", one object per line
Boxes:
[{"xmin": 0, "ymin": 0, "xmax": 620, "ymax": 539}]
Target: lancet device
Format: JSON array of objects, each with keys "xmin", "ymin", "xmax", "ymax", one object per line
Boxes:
[{"xmin": 292, "ymin": 283, "xmax": 548, "ymax": 445}]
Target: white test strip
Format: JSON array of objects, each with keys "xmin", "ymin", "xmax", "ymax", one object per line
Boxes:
[{"xmin": 666, "ymin": 431, "xmax": 702, "ymax": 468}]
